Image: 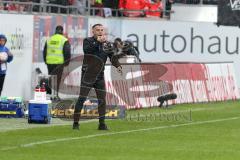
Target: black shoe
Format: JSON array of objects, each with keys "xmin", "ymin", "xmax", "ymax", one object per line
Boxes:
[
  {"xmin": 52, "ymin": 96, "xmax": 61, "ymax": 102},
  {"xmin": 72, "ymin": 122, "xmax": 80, "ymax": 130},
  {"xmin": 98, "ymin": 123, "xmax": 108, "ymax": 130}
]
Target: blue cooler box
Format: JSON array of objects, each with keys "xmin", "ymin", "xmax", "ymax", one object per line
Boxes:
[
  {"xmin": 0, "ymin": 97, "xmax": 24, "ymax": 118},
  {"xmin": 28, "ymin": 100, "xmax": 52, "ymax": 124}
]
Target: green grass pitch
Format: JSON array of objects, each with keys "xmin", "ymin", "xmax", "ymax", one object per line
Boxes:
[{"xmin": 0, "ymin": 100, "xmax": 240, "ymax": 160}]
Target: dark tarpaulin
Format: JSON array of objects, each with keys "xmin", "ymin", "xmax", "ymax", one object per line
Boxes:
[{"xmin": 218, "ymin": 0, "xmax": 240, "ymax": 26}]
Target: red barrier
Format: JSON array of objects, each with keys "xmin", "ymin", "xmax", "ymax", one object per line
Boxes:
[{"xmin": 104, "ymin": 62, "xmax": 239, "ymax": 108}]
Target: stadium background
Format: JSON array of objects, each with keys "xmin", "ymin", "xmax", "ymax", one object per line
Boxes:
[
  {"xmin": 1, "ymin": 1, "xmax": 240, "ymax": 160},
  {"xmin": 0, "ymin": 3, "xmax": 240, "ymax": 108}
]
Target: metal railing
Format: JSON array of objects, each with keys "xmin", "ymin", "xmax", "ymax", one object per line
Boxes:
[
  {"xmin": 0, "ymin": 1, "xmax": 81, "ymax": 14},
  {"xmin": 174, "ymin": 0, "xmax": 218, "ymax": 4},
  {"xmin": 0, "ymin": 0, "xmax": 217, "ymax": 17}
]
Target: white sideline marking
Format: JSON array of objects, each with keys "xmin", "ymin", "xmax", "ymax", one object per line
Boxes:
[
  {"xmin": 1, "ymin": 116, "xmax": 239, "ymax": 151},
  {"xmin": 0, "ymin": 106, "xmax": 224, "ymax": 133}
]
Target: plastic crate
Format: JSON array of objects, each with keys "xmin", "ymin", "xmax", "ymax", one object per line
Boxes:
[{"xmin": 28, "ymin": 100, "xmax": 52, "ymax": 124}]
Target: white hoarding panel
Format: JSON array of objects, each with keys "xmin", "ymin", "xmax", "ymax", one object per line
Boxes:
[
  {"xmin": 121, "ymin": 19, "xmax": 240, "ymax": 87},
  {"xmin": 0, "ymin": 14, "xmax": 33, "ymax": 99}
]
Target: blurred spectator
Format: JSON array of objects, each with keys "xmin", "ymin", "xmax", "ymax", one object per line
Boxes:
[
  {"xmin": 145, "ymin": 0, "xmax": 163, "ymax": 18},
  {"xmin": 68, "ymin": 0, "xmax": 74, "ymax": 5},
  {"xmin": 48, "ymin": 0, "xmax": 69, "ymax": 13},
  {"xmin": 5, "ymin": 0, "xmax": 17, "ymax": 11},
  {"xmin": 20, "ymin": 0, "xmax": 32, "ymax": 12},
  {"xmin": 2, "ymin": 0, "xmax": 28, "ymax": 12},
  {"xmin": 60, "ymin": 0, "xmax": 70, "ymax": 13},
  {"xmin": 102, "ymin": 0, "xmax": 119, "ymax": 9},
  {"xmin": 32, "ymin": 0, "xmax": 40, "ymax": 12},
  {"xmin": 102, "ymin": 0, "xmax": 119, "ymax": 16},
  {"xmin": 90, "ymin": 0, "xmax": 104, "ymax": 16},
  {"xmin": 165, "ymin": 0, "xmax": 174, "ymax": 18},
  {"xmin": 4, "ymin": 1, "xmax": 24, "ymax": 11},
  {"xmin": 48, "ymin": 0, "xmax": 58, "ymax": 13},
  {"xmin": 119, "ymin": 0, "xmax": 147, "ymax": 17},
  {"xmin": 0, "ymin": 0, "xmax": 4, "ymax": 10},
  {"xmin": 32, "ymin": 0, "xmax": 49, "ymax": 12},
  {"xmin": 91, "ymin": 0, "xmax": 103, "ymax": 7},
  {"xmin": 39, "ymin": 0, "xmax": 49, "ymax": 12},
  {"xmin": 71, "ymin": 0, "xmax": 85, "ymax": 14}
]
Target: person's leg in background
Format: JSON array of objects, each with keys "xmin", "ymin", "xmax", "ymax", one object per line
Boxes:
[
  {"xmin": 94, "ymin": 78, "xmax": 108, "ymax": 130},
  {"xmin": 47, "ymin": 64, "xmax": 64, "ymax": 100},
  {"xmin": 0, "ymin": 74, "xmax": 6, "ymax": 96}
]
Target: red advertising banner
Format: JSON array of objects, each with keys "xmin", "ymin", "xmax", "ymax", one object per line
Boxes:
[{"xmin": 103, "ymin": 62, "xmax": 239, "ymax": 109}]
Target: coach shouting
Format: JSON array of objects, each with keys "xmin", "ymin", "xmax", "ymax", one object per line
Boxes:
[{"xmin": 73, "ymin": 24, "xmax": 122, "ymax": 130}]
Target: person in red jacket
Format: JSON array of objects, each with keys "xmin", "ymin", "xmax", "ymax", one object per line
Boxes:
[
  {"xmin": 119, "ymin": 0, "xmax": 148, "ymax": 17},
  {"xmin": 145, "ymin": 0, "xmax": 163, "ymax": 18}
]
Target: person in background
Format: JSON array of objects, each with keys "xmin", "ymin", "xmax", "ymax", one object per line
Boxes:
[
  {"xmin": 102, "ymin": 0, "xmax": 119, "ymax": 16},
  {"xmin": 90, "ymin": 0, "xmax": 103, "ymax": 16},
  {"xmin": 43, "ymin": 25, "xmax": 71, "ymax": 101},
  {"xmin": 165, "ymin": 0, "xmax": 174, "ymax": 18},
  {"xmin": 145, "ymin": 0, "xmax": 163, "ymax": 18},
  {"xmin": 71, "ymin": 0, "xmax": 85, "ymax": 14},
  {"xmin": 118, "ymin": 0, "xmax": 147, "ymax": 17},
  {"xmin": 0, "ymin": 34, "xmax": 13, "ymax": 96},
  {"xmin": 5, "ymin": 0, "xmax": 18, "ymax": 11},
  {"xmin": 0, "ymin": 0, "xmax": 4, "ymax": 10},
  {"xmin": 48, "ymin": 0, "xmax": 69, "ymax": 13}
]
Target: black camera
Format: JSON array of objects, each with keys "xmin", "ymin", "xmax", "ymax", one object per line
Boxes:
[{"xmin": 102, "ymin": 41, "xmax": 115, "ymax": 53}]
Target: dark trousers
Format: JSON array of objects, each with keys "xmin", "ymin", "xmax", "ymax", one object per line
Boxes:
[
  {"xmin": 0, "ymin": 74, "xmax": 6, "ymax": 96},
  {"xmin": 74, "ymin": 77, "xmax": 107, "ymax": 124},
  {"xmin": 47, "ymin": 64, "xmax": 64, "ymax": 97}
]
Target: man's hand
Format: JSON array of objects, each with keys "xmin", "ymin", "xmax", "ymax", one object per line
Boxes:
[
  {"xmin": 117, "ymin": 66, "xmax": 123, "ymax": 75},
  {"xmin": 97, "ymin": 35, "xmax": 107, "ymax": 43}
]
